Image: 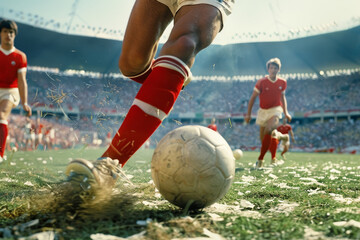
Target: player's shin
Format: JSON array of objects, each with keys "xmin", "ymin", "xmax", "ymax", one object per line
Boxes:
[
  {"xmin": 102, "ymin": 56, "xmax": 190, "ymax": 165},
  {"xmin": 258, "ymin": 133, "xmax": 271, "ymax": 160}
]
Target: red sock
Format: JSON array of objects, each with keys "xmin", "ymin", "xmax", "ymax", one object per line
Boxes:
[
  {"xmin": 102, "ymin": 56, "xmax": 190, "ymax": 166},
  {"xmin": 258, "ymin": 134, "xmax": 271, "ymax": 160},
  {"xmin": 127, "ymin": 60, "xmax": 154, "ymax": 84},
  {"xmin": 0, "ymin": 121, "xmax": 8, "ymax": 157},
  {"xmin": 269, "ymin": 137, "xmax": 279, "ymax": 159}
]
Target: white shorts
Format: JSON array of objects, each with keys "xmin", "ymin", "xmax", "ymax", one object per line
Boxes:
[
  {"xmin": 156, "ymin": 0, "xmax": 234, "ymax": 25},
  {"xmin": 256, "ymin": 106, "xmax": 283, "ymax": 127},
  {"xmin": 0, "ymin": 88, "xmax": 20, "ymax": 106}
]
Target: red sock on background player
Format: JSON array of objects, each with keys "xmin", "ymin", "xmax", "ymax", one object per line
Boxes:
[
  {"xmin": 269, "ymin": 137, "xmax": 279, "ymax": 159},
  {"xmin": 0, "ymin": 120, "xmax": 8, "ymax": 157},
  {"xmin": 102, "ymin": 56, "xmax": 190, "ymax": 166}
]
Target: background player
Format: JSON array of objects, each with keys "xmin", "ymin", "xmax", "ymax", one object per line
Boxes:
[
  {"xmin": 0, "ymin": 20, "xmax": 31, "ymax": 160},
  {"xmin": 207, "ymin": 117, "xmax": 218, "ymax": 132},
  {"xmin": 66, "ymin": 0, "xmax": 235, "ymax": 190},
  {"xmin": 276, "ymin": 117, "xmax": 295, "ymax": 159},
  {"xmin": 244, "ymin": 58, "xmax": 291, "ymax": 168}
]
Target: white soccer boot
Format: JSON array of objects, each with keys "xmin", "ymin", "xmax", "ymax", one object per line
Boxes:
[
  {"xmin": 65, "ymin": 157, "xmax": 125, "ymax": 191},
  {"xmin": 255, "ymin": 160, "xmax": 264, "ymax": 169}
]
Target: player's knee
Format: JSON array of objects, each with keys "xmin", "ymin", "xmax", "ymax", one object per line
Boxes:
[{"xmin": 118, "ymin": 52, "xmax": 151, "ymax": 77}]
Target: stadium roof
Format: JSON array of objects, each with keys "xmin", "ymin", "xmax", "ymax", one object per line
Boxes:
[
  {"xmin": 11, "ymin": 21, "xmax": 360, "ymax": 76},
  {"xmin": 2, "ymin": 0, "xmax": 360, "ymax": 44}
]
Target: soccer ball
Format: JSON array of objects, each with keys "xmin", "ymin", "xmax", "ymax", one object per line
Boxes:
[
  {"xmin": 151, "ymin": 125, "xmax": 235, "ymax": 209},
  {"xmin": 232, "ymin": 149, "xmax": 243, "ymax": 160}
]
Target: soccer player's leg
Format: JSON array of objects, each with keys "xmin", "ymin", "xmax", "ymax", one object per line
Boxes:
[
  {"xmin": 0, "ymin": 99, "xmax": 14, "ymax": 159},
  {"xmin": 66, "ymin": 0, "xmax": 173, "ymax": 189}
]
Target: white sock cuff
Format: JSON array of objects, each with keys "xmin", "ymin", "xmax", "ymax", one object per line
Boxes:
[
  {"xmin": 153, "ymin": 55, "xmax": 191, "ymax": 79},
  {"xmin": 0, "ymin": 120, "xmax": 8, "ymax": 125}
]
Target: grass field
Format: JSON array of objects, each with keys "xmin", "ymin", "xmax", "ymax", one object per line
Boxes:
[{"xmin": 1, "ymin": 147, "xmax": 360, "ymax": 240}]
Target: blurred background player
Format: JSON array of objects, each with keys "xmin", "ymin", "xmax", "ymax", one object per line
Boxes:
[
  {"xmin": 244, "ymin": 58, "xmax": 291, "ymax": 168},
  {"xmin": 35, "ymin": 117, "xmax": 44, "ymax": 150},
  {"xmin": 66, "ymin": 0, "xmax": 235, "ymax": 190},
  {"xmin": 23, "ymin": 117, "xmax": 35, "ymax": 151},
  {"xmin": 0, "ymin": 20, "xmax": 31, "ymax": 160},
  {"xmin": 207, "ymin": 117, "xmax": 218, "ymax": 131},
  {"xmin": 276, "ymin": 117, "xmax": 295, "ymax": 159}
]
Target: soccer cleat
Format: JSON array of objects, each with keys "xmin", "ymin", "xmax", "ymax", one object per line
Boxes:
[
  {"xmin": 255, "ymin": 160, "xmax": 264, "ymax": 169},
  {"xmin": 65, "ymin": 157, "xmax": 126, "ymax": 191},
  {"xmin": 270, "ymin": 158, "xmax": 278, "ymax": 166}
]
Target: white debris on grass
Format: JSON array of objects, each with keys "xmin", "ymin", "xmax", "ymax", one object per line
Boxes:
[
  {"xmin": 307, "ymin": 188, "xmax": 326, "ymax": 196},
  {"xmin": 239, "ymin": 199, "xmax": 255, "ymax": 209},
  {"xmin": 274, "ymin": 182, "xmax": 300, "ymax": 190},
  {"xmin": 333, "ymin": 220, "xmax": 360, "ymax": 228},
  {"xmin": 329, "ymin": 193, "xmax": 360, "ymax": 205},
  {"xmin": 0, "ymin": 177, "xmax": 18, "ymax": 183},
  {"xmin": 329, "ymin": 169, "xmax": 341, "ymax": 174},
  {"xmin": 303, "ymin": 226, "xmax": 328, "ymax": 240},
  {"xmin": 91, "ymin": 231, "xmax": 146, "ymax": 240},
  {"xmin": 268, "ymin": 201, "xmax": 299, "ymax": 216},
  {"xmin": 268, "ymin": 173, "xmax": 278, "ymax": 179},
  {"xmin": 233, "ymin": 175, "xmax": 256, "ymax": 185},
  {"xmin": 335, "ymin": 207, "xmax": 360, "ymax": 214},
  {"xmin": 172, "ymin": 228, "xmax": 226, "ymax": 240},
  {"xmin": 136, "ymin": 218, "xmax": 152, "ymax": 226},
  {"xmin": 299, "ymin": 177, "xmax": 326, "ymax": 186},
  {"xmin": 141, "ymin": 200, "xmax": 169, "ymax": 208},
  {"xmin": 207, "ymin": 213, "xmax": 224, "ymax": 222},
  {"xmin": 24, "ymin": 181, "xmax": 34, "ymax": 187},
  {"xmin": 18, "ymin": 231, "xmax": 56, "ymax": 240},
  {"xmin": 206, "ymin": 203, "xmax": 241, "ymax": 214}
]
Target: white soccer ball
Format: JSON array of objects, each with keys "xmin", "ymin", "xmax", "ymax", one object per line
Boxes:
[
  {"xmin": 11, "ymin": 147, "xmax": 18, "ymax": 152},
  {"xmin": 151, "ymin": 125, "xmax": 235, "ymax": 209},
  {"xmin": 232, "ymin": 149, "xmax": 243, "ymax": 160}
]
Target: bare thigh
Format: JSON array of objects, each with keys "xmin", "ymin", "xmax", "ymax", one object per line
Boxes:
[
  {"xmin": 160, "ymin": 4, "xmax": 222, "ymax": 66},
  {"xmin": 119, "ymin": 0, "xmax": 173, "ymax": 76},
  {"xmin": 0, "ymin": 99, "xmax": 14, "ymax": 120}
]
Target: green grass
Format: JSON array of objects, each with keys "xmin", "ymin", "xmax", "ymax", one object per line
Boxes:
[{"xmin": 1, "ymin": 148, "xmax": 360, "ymax": 239}]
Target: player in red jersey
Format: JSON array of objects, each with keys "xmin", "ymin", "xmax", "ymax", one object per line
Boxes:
[
  {"xmin": 0, "ymin": 20, "xmax": 31, "ymax": 160},
  {"xmin": 244, "ymin": 58, "xmax": 291, "ymax": 168},
  {"xmin": 66, "ymin": 0, "xmax": 235, "ymax": 190},
  {"xmin": 276, "ymin": 117, "xmax": 295, "ymax": 159},
  {"xmin": 207, "ymin": 118, "xmax": 218, "ymax": 132}
]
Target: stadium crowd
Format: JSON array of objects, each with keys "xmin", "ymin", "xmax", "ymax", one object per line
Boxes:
[{"xmin": 5, "ymin": 69, "xmax": 360, "ymax": 153}]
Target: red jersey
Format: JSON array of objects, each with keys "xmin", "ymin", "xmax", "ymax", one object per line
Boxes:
[
  {"xmin": 207, "ymin": 124, "xmax": 217, "ymax": 131},
  {"xmin": 254, "ymin": 76, "xmax": 286, "ymax": 109},
  {"xmin": 0, "ymin": 47, "xmax": 27, "ymax": 88},
  {"xmin": 277, "ymin": 124, "xmax": 292, "ymax": 134}
]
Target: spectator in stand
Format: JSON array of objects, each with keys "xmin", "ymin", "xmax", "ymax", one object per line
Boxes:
[
  {"xmin": 245, "ymin": 58, "xmax": 292, "ymax": 168},
  {"xmin": 0, "ymin": 20, "xmax": 31, "ymax": 160}
]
